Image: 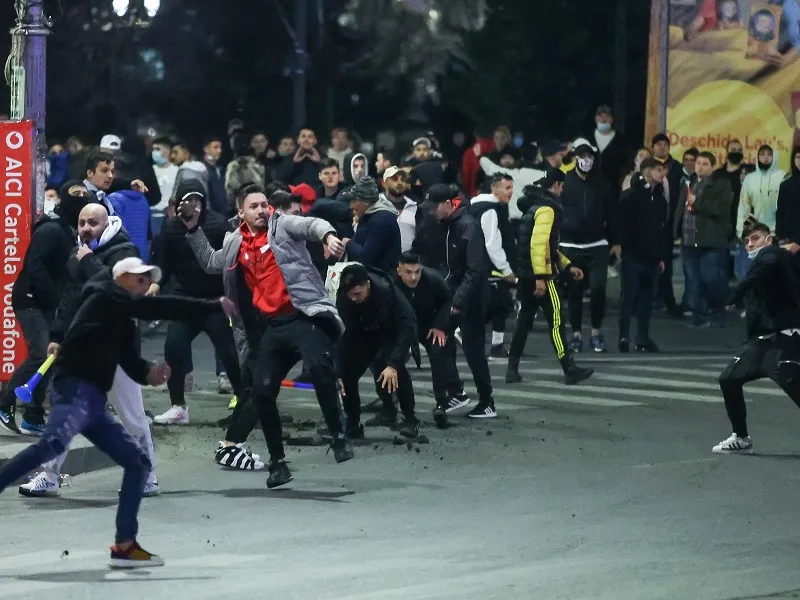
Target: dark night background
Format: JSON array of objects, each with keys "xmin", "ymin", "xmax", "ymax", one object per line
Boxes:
[{"xmin": 0, "ymin": 0, "xmax": 652, "ymax": 149}]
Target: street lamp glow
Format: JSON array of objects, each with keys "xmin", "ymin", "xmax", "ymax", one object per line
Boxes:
[
  {"xmin": 112, "ymin": 0, "xmax": 129, "ymax": 17},
  {"xmin": 143, "ymin": 0, "xmax": 160, "ymax": 17}
]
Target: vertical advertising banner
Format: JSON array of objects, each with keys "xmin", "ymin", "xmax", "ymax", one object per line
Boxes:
[
  {"xmin": 0, "ymin": 120, "xmax": 33, "ymax": 382},
  {"xmin": 663, "ymin": 0, "xmax": 800, "ymax": 169}
]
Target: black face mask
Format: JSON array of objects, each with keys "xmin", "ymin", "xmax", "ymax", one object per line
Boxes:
[
  {"xmin": 758, "ymin": 160, "xmax": 772, "ymax": 171},
  {"xmin": 727, "ymin": 152, "xmax": 743, "ymax": 165}
]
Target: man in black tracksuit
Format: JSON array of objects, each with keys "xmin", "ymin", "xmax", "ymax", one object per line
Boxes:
[
  {"xmin": 427, "ymin": 184, "xmax": 496, "ymax": 418},
  {"xmin": 394, "ymin": 252, "xmax": 469, "ymax": 428},
  {"xmin": 559, "ymin": 141, "xmax": 620, "ymax": 353},
  {"xmin": 0, "ymin": 183, "xmax": 88, "ymax": 434},
  {"xmin": 149, "ymin": 179, "xmax": 242, "ymax": 424},
  {"xmin": 336, "ymin": 264, "xmax": 421, "ymax": 438},
  {"xmin": 617, "ymin": 159, "xmax": 671, "ymax": 352},
  {"xmin": 713, "ymin": 222, "xmax": 800, "ymax": 454},
  {"xmin": 506, "ymin": 171, "xmax": 593, "ymax": 385}
]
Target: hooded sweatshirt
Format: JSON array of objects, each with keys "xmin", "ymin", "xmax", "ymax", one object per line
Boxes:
[
  {"xmin": 342, "ymin": 152, "xmax": 368, "ymax": 186},
  {"xmin": 737, "ymin": 146, "xmax": 785, "ymax": 237},
  {"xmin": 468, "ymin": 193, "xmax": 515, "ymax": 277},
  {"xmin": 50, "ymin": 216, "xmax": 140, "ymax": 342},
  {"xmin": 478, "ymin": 156, "xmax": 546, "ymax": 219},
  {"xmin": 347, "ymin": 195, "xmax": 401, "ymax": 272},
  {"xmin": 52, "ymin": 270, "xmax": 223, "ymax": 392},
  {"xmin": 108, "ymin": 189, "xmax": 151, "ymax": 258},
  {"xmin": 776, "ymin": 147, "xmax": 800, "ymax": 243},
  {"xmin": 381, "ymin": 192, "xmax": 417, "ymax": 252},
  {"xmin": 154, "ymin": 179, "xmax": 228, "ymax": 298}
]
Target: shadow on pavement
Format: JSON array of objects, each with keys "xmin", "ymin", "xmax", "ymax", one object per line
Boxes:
[
  {"xmin": 159, "ymin": 487, "xmax": 356, "ymax": 503},
  {"xmin": 22, "ymin": 497, "xmax": 118, "ymax": 510},
  {"xmin": 745, "ymin": 452, "xmax": 800, "ymax": 461},
  {"xmin": 8, "ymin": 570, "xmax": 216, "ymax": 583}
]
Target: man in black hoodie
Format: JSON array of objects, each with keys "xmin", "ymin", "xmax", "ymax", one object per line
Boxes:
[
  {"xmin": 427, "ymin": 184, "xmax": 496, "ymax": 418},
  {"xmin": 713, "ymin": 222, "xmax": 800, "ymax": 454},
  {"xmin": 0, "ymin": 256, "xmax": 233, "ymax": 568},
  {"xmin": 394, "ymin": 252, "xmax": 469, "ymax": 428},
  {"xmin": 337, "ymin": 264, "xmax": 421, "ymax": 438},
  {"xmin": 0, "ymin": 182, "xmax": 88, "ymax": 435},
  {"xmin": 148, "ymin": 180, "xmax": 242, "ymax": 426},
  {"xmin": 775, "ymin": 146, "xmax": 800, "ymax": 247}
]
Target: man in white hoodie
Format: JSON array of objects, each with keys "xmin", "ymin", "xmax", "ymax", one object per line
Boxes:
[
  {"xmin": 381, "ymin": 166, "xmax": 418, "ymax": 252},
  {"xmin": 468, "ymin": 173, "xmax": 517, "ymax": 357},
  {"xmin": 736, "ymin": 144, "xmax": 785, "ymax": 279}
]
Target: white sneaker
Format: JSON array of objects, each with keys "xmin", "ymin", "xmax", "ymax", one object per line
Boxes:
[
  {"xmin": 143, "ymin": 474, "xmax": 160, "ymax": 497},
  {"xmin": 19, "ymin": 471, "xmax": 60, "ymax": 497},
  {"xmin": 712, "ymin": 433, "xmax": 753, "ymax": 454},
  {"xmin": 218, "ymin": 373, "xmax": 233, "ymax": 395},
  {"xmin": 153, "ymin": 405, "xmax": 189, "ymax": 425}
]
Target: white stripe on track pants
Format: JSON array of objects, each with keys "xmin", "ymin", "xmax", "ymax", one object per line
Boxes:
[{"xmin": 41, "ymin": 367, "xmax": 157, "ymax": 484}]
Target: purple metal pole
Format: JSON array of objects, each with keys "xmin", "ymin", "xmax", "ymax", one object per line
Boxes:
[{"xmin": 16, "ymin": 0, "xmax": 50, "ymax": 218}]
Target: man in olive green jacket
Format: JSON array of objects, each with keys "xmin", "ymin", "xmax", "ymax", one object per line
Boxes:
[{"xmin": 674, "ymin": 151, "xmax": 733, "ymax": 327}]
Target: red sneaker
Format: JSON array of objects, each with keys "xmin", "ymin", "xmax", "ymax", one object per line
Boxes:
[{"xmin": 109, "ymin": 540, "xmax": 165, "ymax": 569}]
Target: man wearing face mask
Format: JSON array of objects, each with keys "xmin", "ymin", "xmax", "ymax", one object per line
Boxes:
[
  {"xmin": 559, "ymin": 140, "xmax": 620, "ymax": 353},
  {"xmin": 591, "ymin": 105, "xmax": 629, "ymax": 192},
  {"xmin": 736, "ymin": 145, "xmax": 785, "ymax": 279},
  {"xmin": 0, "ymin": 183, "xmax": 88, "ymax": 435},
  {"xmin": 713, "ymin": 221, "xmax": 800, "ymax": 454},
  {"xmin": 150, "ymin": 137, "xmax": 178, "ymax": 211}
]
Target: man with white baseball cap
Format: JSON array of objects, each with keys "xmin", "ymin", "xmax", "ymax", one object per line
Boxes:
[
  {"xmin": 381, "ymin": 166, "xmax": 418, "ymax": 252},
  {"xmin": 100, "ymin": 134, "xmax": 122, "ymax": 152},
  {"xmin": 112, "ymin": 256, "xmax": 162, "ymax": 282}
]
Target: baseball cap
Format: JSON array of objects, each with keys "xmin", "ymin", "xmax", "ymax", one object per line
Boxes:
[
  {"xmin": 424, "ymin": 183, "xmax": 455, "ymax": 204},
  {"xmin": 112, "ymin": 257, "xmax": 162, "ymax": 283},
  {"xmin": 572, "ymin": 137, "xmax": 597, "ymax": 155},
  {"xmin": 100, "ymin": 134, "xmax": 122, "ymax": 151},
  {"xmin": 596, "ymin": 104, "xmax": 612, "ymax": 116},
  {"xmin": 383, "ymin": 165, "xmax": 405, "ymax": 180},
  {"xmin": 412, "ymin": 137, "xmax": 432, "ymax": 149}
]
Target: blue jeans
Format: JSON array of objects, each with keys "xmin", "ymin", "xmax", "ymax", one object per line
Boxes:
[
  {"xmin": 619, "ymin": 256, "xmax": 659, "ymax": 343},
  {"xmin": 682, "ymin": 246, "xmax": 729, "ymax": 325},
  {"xmin": 733, "ymin": 242, "xmax": 751, "ymax": 282},
  {"xmin": 0, "ymin": 377, "xmax": 151, "ymax": 542}
]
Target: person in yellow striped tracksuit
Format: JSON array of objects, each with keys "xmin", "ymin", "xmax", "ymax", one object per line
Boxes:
[{"xmin": 506, "ymin": 171, "xmax": 594, "ymax": 385}]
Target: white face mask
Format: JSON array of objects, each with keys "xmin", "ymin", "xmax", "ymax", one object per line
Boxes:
[
  {"xmin": 577, "ymin": 157, "xmax": 594, "ymax": 172},
  {"xmin": 596, "ymin": 122, "xmax": 612, "ymax": 134},
  {"xmin": 747, "ymin": 241, "xmax": 771, "ymax": 260}
]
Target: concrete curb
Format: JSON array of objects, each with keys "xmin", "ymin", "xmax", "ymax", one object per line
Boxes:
[{"xmin": 0, "ymin": 435, "xmax": 115, "ymax": 485}]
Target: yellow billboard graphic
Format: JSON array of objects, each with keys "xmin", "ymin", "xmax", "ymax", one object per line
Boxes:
[{"xmin": 648, "ymin": 0, "xmax": 800, "ymax": 171}]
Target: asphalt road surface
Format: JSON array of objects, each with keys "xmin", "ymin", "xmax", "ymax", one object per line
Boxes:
[{"xmin": 2, "ymin": 316, "xmax": 800, "ymax": 600}]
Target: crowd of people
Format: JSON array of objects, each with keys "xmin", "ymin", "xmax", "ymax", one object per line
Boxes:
[{"xmin": 2, "ymin": 103, "xmax": 800, "ymax": 567}]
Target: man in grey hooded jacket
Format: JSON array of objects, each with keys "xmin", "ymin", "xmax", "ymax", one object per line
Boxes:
[{"xmin": 182, "ymin": 183, "xmax": 354, "ymax": 489}]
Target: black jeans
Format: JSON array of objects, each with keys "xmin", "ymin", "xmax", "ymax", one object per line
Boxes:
[
  {"xmin": 451, "ymin": 287, "xmax": 493, "ymax": 403},
  {"xmin": 340, "ymin": 335, "xmax": 416, "ymax": 423},
  {"xmin": 619, "ymin": 256, "xmax": 659, "ymax": 344},
  {"xmin": 487, "ymin": 280, "xmax": 514, "ymax": 333},
  {"xmin": 560, "ymin": 245, "xmax": 608, "ymax": 331},
  {"xmin": 164, "ymin": 312, "xmax": 242, "ymax": 406},
  {"xmin": 422, "ymin": 335, "xmax": 463, "ymax": 403},
  {"xmin": 1, "ymin": 308, "xmax": 52, "ymax": 422},
  {"xmin": 718, "ymin": 334, "xmax": 800, "ymax": 438},
  {"xmin": 224, "ymin": 355, "xmax": 260, "ymax": 444},
  {"xmin": 657, "ymin": 254, "xmax": 678, "ymax": 310},
  {"xmin": 249, "ymin": 314, "xmax": 343, "ymax": 462},
  {"xmin": 510, "ymin": 279, "xmax": 569, "ymax": 363}
]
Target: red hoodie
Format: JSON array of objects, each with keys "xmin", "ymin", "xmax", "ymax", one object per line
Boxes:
[{"xmin": 461, "ymin": 138, "xmax": 495, "ymax": 199}]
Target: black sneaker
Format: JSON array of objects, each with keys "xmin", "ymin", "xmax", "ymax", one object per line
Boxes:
[
  {"xmin": 618, "ymin": 338, "xmax": 630, "ymax": 353},
  {"xmin": 364, "ymin": 413, "xmax": 398, "ymax": 429},
  {"xmin": 490, "ymin": 344, "xmax": 508, "ymax": 358},
  {"xmin": 444, "ymin": 391, "xmax": 470, "ymax": 413},
  {"xmin": 398, "ymin": 417, "xmax": 420, "ymax": 439},
  {"xmin": 565, "ymin": 366, "xmax": 594, "ymax": 385},
  {"xmin": 345, "ymin": 422, "xmax": 365, "ymax": 439},
  {"xmin": 466, "ymin": 401, "xmax": 497, "ymax": 419},
  {"xmin": 267, "ymin": 460, "xmax": 293, "ymax": 489},
  {"xmin": 432, "ymin": 404, "xmax": 448, "ymax": 429},
  {"xmin": 329, "ymin": 434, "xmax": 354, "ymax": 463},
  {"xmin": 635, "ymin": 340, "xmax": 660, "ymax": 353},
  {"xmin": 0, "ymin": 407, "xmax": 20, "ymax": 435},
  {"xmin": 363, "ymin": 397, "xmax": 383, "ymax": 413}
]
